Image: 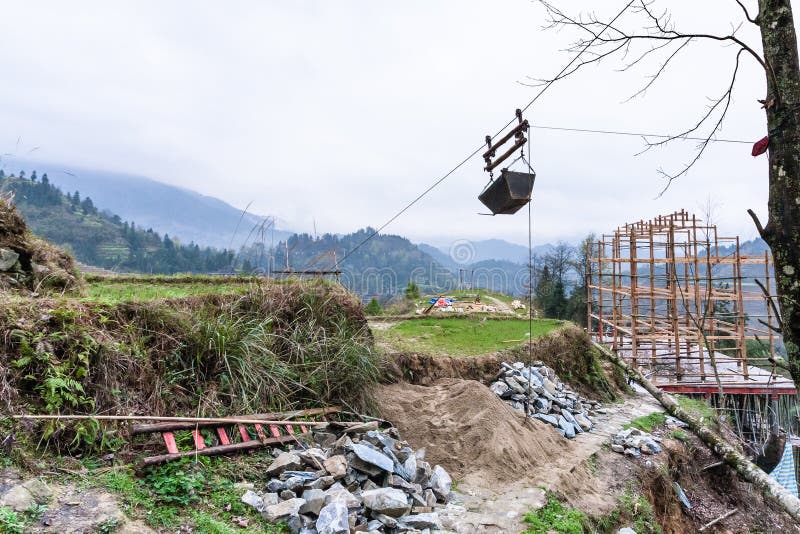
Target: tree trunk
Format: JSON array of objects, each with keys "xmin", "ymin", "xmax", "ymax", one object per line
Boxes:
[
  {"xmin": 593, "ymin": 342, "xmax": 800, "ymax": 522},
  {"xmin": 757, "ymin": 0, "xmax": 800, "ymax": 384}
]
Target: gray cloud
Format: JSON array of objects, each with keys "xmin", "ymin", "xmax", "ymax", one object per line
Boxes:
[{"xmin": 0, "ymin": 1, "xmax": 776, "ymax": 246}]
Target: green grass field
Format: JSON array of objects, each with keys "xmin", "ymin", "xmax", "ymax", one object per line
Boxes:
[
  {"xmin": 83, "ymin": 279, "xmax": 257, "ymax": 304},
  {"xmin": 375, "ymin": 316, "xmax": 563, "ymax": 355}
]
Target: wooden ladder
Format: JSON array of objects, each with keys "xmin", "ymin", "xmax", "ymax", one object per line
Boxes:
[{"xmin": 132, "ymin": 407, "xmax": 340, "ymax": 466}]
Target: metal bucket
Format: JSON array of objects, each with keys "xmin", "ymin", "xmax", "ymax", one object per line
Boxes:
[{"xmin": 478, "ymin": 169, "xmax": 535, "ymax": 215}]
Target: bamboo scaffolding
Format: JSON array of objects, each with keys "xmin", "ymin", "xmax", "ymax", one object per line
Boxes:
[{"xmin": 587, "ymin": 210, "xmax": 792, "ymax": 393}]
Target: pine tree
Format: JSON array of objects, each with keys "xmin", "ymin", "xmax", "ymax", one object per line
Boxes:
[
  {"xmin": 365, "ymin": 297, "xmax": 383, "ymax": 315},
  {"xmin": 80, "ymin": 196, "xmax": 95, "ymax": 215},
  {"xmin": 405, "ymin": 281, "xmax": 421, "ymax": 300}
]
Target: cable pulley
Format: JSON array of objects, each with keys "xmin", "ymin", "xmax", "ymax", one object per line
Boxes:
[{"xmin": 479, "ymin": 109, "xmax": 536, "ymax": 215}]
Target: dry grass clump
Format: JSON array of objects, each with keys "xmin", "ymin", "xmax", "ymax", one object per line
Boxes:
[
  {"xmin": 0, "ymin": 193, "xmax": 80, "ymax": 293},
  {"xmin": 0, "ymin": 279, "xmax": 384, "ymax": 452}
]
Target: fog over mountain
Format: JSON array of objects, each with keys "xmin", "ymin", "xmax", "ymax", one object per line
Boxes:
[{"xmin": 8, "ymin": 159, "xmax": 292, "ymax": 249}]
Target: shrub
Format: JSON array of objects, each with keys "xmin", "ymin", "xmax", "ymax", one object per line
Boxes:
[
  {"xmin": 405, "ymin": 281, "xmax": 420, "ymax": 300},
  {"xmin": 145, "ymin": 459, "xmax": 207, "ymax": 505},
  {"xmin": 523, "ymin": 493, "xmax": 588, "ymax": 534},
  {"xmin": 365, "ymin": 297, "xmax": 382, "ymax": 315}
]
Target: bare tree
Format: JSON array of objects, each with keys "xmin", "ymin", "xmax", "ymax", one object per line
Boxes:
[
  {"xmin": 537, "ymin": 0, "xmax": 800, "ymax": 388},
  {"xmin": 548, "ymin": 241, "xmax": 575, "ymax": 282}
]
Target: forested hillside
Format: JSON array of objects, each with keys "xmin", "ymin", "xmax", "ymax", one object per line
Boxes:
[
  {"xmin": 11, "ymin": 158, "xmax": 293, "ymax": 249},
  {"xmin": 239, "ymin": 229, "xmax": 457, "ymax": 298},
  {"xmin": 0, "ymin": 170, "xmax": 233, "ymax": 273}
]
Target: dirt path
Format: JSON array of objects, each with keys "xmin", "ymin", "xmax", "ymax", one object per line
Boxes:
[
  {"xmin": 573, "ymin": 384, "xmax": 664, "ymax": 446},
  {"xmin": 0, "ymin": 468, "xmax": 153, "ymax": 534},
  {"xmin": 446, "ymin": 388, "xmax": 664, "ymax": 533},
  {"xmin": 367, "ymin": 319, "xmax": 394, "ymax": 331},
  {"xmin": 482, "ymin": 295, "xmax": 514, "ymax": 314}
]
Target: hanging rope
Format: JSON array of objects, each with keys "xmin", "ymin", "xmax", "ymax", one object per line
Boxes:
[{"xmin": 523, "ymin": 135, "xmax": 537, "ymax": 377}]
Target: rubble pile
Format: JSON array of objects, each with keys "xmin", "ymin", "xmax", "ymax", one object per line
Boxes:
[
  {"xmin": 610, "ymin": 428, "xmax": 663, "ymax": 457},
  {"xmin": 490, "ymin": 361, "xmax": 599, "ymax": 439},
  {"xmin": 241, "ymin": 425, "xmax": 451, "ymax": 533}
]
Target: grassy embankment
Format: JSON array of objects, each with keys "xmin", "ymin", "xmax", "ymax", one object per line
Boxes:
[{"xmin": 0, "ymin": 276, "xmax": 384, "ymax": 532}]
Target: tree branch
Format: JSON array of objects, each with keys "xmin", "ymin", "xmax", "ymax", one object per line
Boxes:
[
  {"xmin": 734, "ymin": 0, "xmax": 759, "ymax": 25},
  {"xmin": 755, "ymin": 278, "xmax": 784, "ymax": 330},
  {"xmin": 539, "ymin": 1, "xmax": 766, "ymax": 72},
  {"xmin": 534, "ymin": 0, "xmax": 764, "ymax": 194},
  {"xmin": 624, "ymin": 38, "xmax": 693, "ymax": 101},
  {"xmin": 747, "ymin": 208, "xmax": 767, "ymax": 238},
  {"xmin": 654, "ymin": 48, "xmax": 744, "ymax": 196}
]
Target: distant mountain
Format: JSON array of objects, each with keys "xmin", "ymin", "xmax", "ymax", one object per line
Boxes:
[
  {"xmin": 0, "ymin": 173, "xmax": 233, "ymax": 273},
  {"xmin": 7, "ymin": 159, "xmax": 292, "ymax": 249},
  {"xmin": 717, "ymin": 238, "xmax": 770, "ymax": 257},
  {"xmin": 419, "ymin": 238, "xmax": 556, "ymax": 266},
  {"xmin": 416, "ymin": 239, "xmax": 560, "ymax": 297},
  {"xmin": 237, "ymin": 229, "xmax": 456, "ymax": 299},
  {"xmin": 417, "ymin": 243, "xmax": 456, "ymax": 269},
  {"xmin": 463, "ymin": 259, "xmax": 530, "ymax": 296}
]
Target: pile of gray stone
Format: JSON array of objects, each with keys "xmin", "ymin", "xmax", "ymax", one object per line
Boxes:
[
  {"xmin": 610, "ymin": 428, "xmax": 662, "ymax": 457},
  {"xmin": 490, "ymin": 361, "xmax": 598, "ymax": 439},
  {"xmin": 240, "ymin": 425, "xmax": 450, "ymax": 533}
]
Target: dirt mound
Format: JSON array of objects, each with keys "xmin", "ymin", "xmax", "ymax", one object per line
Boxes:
[
  {"xmin": 0, "ymin": 194, "xmax": 78, "ymax": 293},
  {"xmin": 374, "ymin": 378, "xmax": 604, "ymax": 504}
]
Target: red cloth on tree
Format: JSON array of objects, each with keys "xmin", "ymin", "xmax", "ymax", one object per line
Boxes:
[{"xmin": 752, "ymin": 136, "xmax": 769, "ymax": 156}]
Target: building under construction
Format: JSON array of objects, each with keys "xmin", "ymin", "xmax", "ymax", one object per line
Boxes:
[{"xmin": 587, "ymin": 209, "xmax": 794, "ymax": 398}]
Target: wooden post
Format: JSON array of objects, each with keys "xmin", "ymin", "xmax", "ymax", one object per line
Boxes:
[
  {"xmin": 705, "ymin": 233, "xmax": 717, "ymax": 380},
  {"xmin": 692, "ymin": 216, "xmax": 706, "ymax": 382},
  {"xmin": 668, "ymin": 221, "xmax": 683, "ymax": 380},
  {"xmin": 649, "ymin": 224, "xmax": 657, "ymax": 364},
  {"xmin": 587, "ymin": 246, "xmax": 593, "ymax": 333},
  {"xmin": 735, "ymin": 236, "xmax": 749, "ymax": 378},
  {"xmin": 612, "ymin": 231, "xmax": 619, "ymax": 351},
  {"xmin": 630, "ymin": 232, "xmax": 639, "ymax": 368},
  {"xmin": 598, "ymin": 240, "xmax": 605, "ymax": 343}
]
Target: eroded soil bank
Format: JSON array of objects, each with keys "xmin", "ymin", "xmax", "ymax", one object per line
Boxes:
[
  {"xmin": 385, "ymin": 325, "xmax": 628, "ymax": 402},
  {"xmin": 375, "ymin": 326, "xmax": 800, "ymax": 533}
]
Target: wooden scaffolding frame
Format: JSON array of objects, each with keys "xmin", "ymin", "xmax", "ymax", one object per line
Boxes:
[{"xmin": 587, "ymin": 209, "xmax": 793, "ymax": 395}]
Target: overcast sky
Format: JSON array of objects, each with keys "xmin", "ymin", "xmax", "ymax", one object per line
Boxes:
[{"xmin": 0, "ymin": 1, "xmax": 785, "ymax": 246}]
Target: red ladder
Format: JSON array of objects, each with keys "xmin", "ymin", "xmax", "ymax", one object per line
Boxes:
[{"xmin": 132, "ymin": 407, "xmax": 340, "ymax": 466}]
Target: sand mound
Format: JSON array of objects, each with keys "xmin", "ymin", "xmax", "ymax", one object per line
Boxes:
[
  {"xmin": 375, "ymin": 378, "xmax": 572, "ymax": 485},
  {"xmin": 375, "ymin": 378, "xmax": 615, "ymax": 511}
]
